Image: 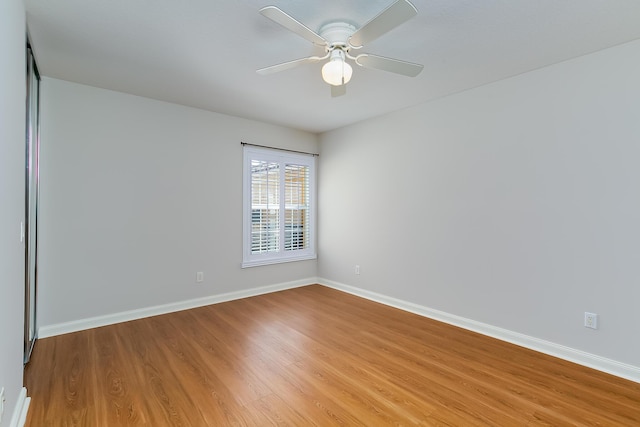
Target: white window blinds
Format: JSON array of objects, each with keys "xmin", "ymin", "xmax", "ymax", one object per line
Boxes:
[
  {"xmin": 243, "ymin": 145, "xmax": 316, "ymax": 267},
  {"xmin": 284, "ymin": 164, "xmax": 309, "ymax": 251},
  {"xmin": 251, "ymin": 159, "xmax": 280, "ymax": 253}
]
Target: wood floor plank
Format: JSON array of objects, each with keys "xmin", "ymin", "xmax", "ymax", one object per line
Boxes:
[
  {"xmin": 91, "ymin": 325, "xmax": 149, "ymax": 425},
  {"xmin": 25, "ymin": 285, "xmax": 640, "ymax": 426},
  {"xmin": 245, "ymin": 393, "xmax": 318, "ymax": 426}
]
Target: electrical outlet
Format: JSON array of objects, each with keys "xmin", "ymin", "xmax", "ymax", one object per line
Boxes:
[
  {"xmin": 196, "ymin": 272, "xmax": 204, "ymax": 283},
  {"xmin": 355, "ymin": 265, "xmax": 360, "ymax": 275},
  {"xmin": 584, "ymin": 312, "xmax": 598, "ymax": 329}
]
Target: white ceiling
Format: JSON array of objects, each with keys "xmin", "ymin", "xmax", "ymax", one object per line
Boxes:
[{"xmin": 26, "ymin": 0, "xmax": 640, "ymax": 134}]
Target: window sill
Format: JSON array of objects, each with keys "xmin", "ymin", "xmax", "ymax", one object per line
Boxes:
[{"xmin": 241, "ymin": 253, "xmax": 317, "ymax": 268}]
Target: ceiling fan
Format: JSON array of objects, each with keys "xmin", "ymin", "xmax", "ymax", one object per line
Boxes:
[{"xmin": 257, "ymin": 0, "xmax": 424, "ymax": 97}]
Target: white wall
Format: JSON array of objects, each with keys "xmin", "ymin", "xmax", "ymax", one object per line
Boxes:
[
  {"xmin": 0, "ymin": 0, "xmax": 26, "ymax": 425},
  {"xmin": 319, "ymin": 39, "xmax": 640, "ymax": 370},
  {"xmin": 38, "ymin": 79, "xmax": 319, "ymax": 328}
]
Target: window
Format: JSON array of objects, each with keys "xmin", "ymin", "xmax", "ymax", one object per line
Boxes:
[{"xmin": 242, "ymin": 145, "xmax": 316, "ymax": 267}]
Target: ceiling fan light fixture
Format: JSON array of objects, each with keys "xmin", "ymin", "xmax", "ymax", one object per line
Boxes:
[
  {"xmin": 321, "ymin": 50, "xmax": 352, "ymax": 86},
  {"xmin": 258, "ymin": 1, "xmax": 423, "ymax": 95}
]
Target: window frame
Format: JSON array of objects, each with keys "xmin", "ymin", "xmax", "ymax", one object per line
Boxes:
[{"xmin": 242, "ymin": 145, "xmax": 316, "ymax": 268}]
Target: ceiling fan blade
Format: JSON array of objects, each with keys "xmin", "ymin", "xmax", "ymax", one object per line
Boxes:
[
  {"xmin": 260, "ymin": 6, "xmax": 327, "ymax": 46},
  {"xmin": 331, "ymin": 84, "xmax": 347, "ymax": 97},
  {"xmin": 257, "ymin": 56, "xmax": 323, "ymax": 75},
  {"xmin": 355, "ymin": 54, "xmax": 423, "ymax": 77},
  {"xmin": 349, "ymin": 0, "xmax": 418, "ymax": 48}
]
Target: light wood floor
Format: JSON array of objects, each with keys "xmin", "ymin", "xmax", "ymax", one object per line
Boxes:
[{"xmin": 25, "ymin": 285, "xmax": 640, "ymax": 426}]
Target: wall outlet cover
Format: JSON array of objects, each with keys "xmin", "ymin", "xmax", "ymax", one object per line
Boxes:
[{"xmin": 584, "ymin": 312, "xmax": 598, "ymax": 329}]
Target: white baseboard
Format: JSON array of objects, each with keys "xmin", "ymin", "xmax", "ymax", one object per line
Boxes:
[
  {"xmin": 319, "ymin": 278, "xmax": 640, "ymax": 384},
  {"xmin": 36, "ymin": 277, "xmax": 640, "ymax": 384},
  {"xmin": 38, "ymin": 278, "xmax": 317, "ymax": 338},
  {"xmin": 9, "ymin": 388, "xmax": 30, "ymax": 427}
]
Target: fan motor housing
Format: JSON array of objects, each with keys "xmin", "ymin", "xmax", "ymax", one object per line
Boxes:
[{"xmin": 319, "ymin": 22, "xmax": 357, "ymax": 49}]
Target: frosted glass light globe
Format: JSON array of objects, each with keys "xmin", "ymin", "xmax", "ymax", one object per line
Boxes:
[{"xmin": 322, "ymin": 56, "xmax": 353, "ymax": 86}]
